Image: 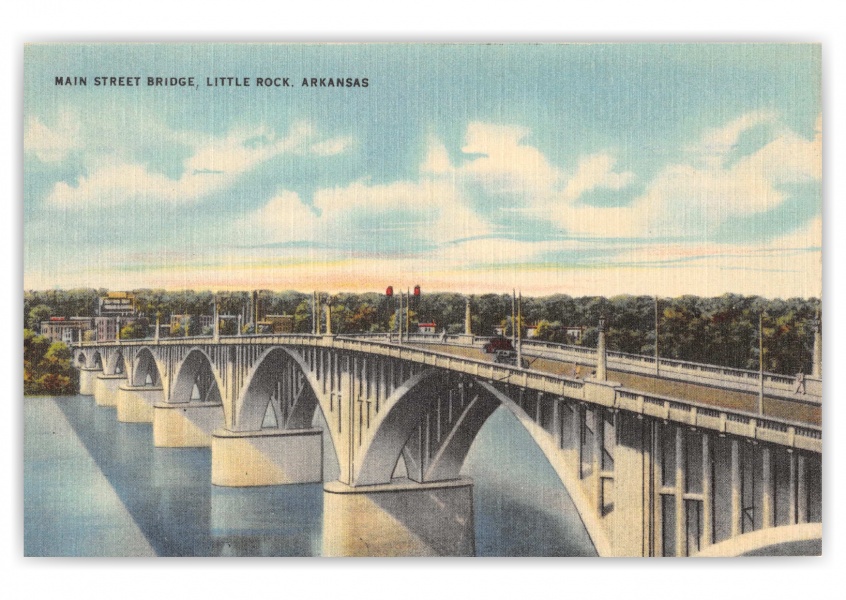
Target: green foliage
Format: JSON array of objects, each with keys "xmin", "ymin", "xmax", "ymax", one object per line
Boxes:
[
  {"xmin": 22, "ymin": 288, "xmax": 821, "ymax": 376},
  {"xmin": 119, "ymin": 319, "xmax": 149, "ymax": 339},
  {"xmin": 24, "ymin": 331, "xmax": 76, "ymax": 395}
]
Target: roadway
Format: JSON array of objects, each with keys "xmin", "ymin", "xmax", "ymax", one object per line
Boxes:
[{"xmin": 411, "ymin": 344, "xmax": 821, "ymax": 426}]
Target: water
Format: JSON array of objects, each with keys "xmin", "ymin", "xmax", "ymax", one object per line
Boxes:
[{"xmin": 24, "ymin": 395, "xmax": 596, "ymax": 557}]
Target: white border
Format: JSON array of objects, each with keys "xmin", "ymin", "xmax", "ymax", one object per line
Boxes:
[{"xmin": 4, "ymin": 2, "xmax": 843, "ymax": 599}]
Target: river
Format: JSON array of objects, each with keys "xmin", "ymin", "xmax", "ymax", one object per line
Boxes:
[{"xmin": 24, "ymin": 394, "xmax": 596, "ymax": 557}]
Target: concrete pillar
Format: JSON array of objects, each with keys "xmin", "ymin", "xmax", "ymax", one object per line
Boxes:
[
  {"xmin": 552, "ymin": 399, "xmax": 562, "ymax": 449},
  {"xmin": 325, "ymin": 302, "xmax": 332, "ymax": 335},
  {"xmin": 153, "ymin": 402, "xmax": 225, "ymax": 447},
  {"xmin": 675, "ymin": 427, "xmax": 685, "ymax": 556},
  {"xmin": 701, "ymin": 434, "xmax": 713, "ymax": 547},
  {"xmin": 731, "ymin": 439, "xmax": 741, "ymax": 538},
  {"xmin": 812, "ymin": 320, "xmax": 822, "ymax": 378},
  {"xmin": 613, "ymin": 412, "xmax": 648, "ymax": 556},
  {"xmin": 464, "ymin": 298, "xmax": 472, "ymax": 336},
  {"xmin": 116, "ymin": 384, "xmax": 162, "ymax": 423},
  {"xmin": 93, "ymin": 373, "xmax": 126, "ymax": 407},
  {"xmin": 323, "ymin": 479, "xmax": 475, "ymax": 557},
  {"xmin": 211, "ymin": 428, "xmax": 323, "ymax": 486},
  {"xmin": 797, "ymin": 453, "xmax": 808, "ymax": 524},
  {"xmin": 237, "ymin": 314, "xmax": 242, "ymax": 336},
  {"xmin": 596, "ymin": 317, "xmax": 607, "ymax": 382},
  {"xmin": 154, "ymin": 314, "xmax": 160, "ymax": 342},
  {"xmin": 593, "ymin": 408, "xmax": 603, "ymax": 511},
  {"xmin": 788, "ymin": 450, "xmax": 797, "ymax": 524},
  {"xmin": 338, "ymin": 356, "xmax": 354, "ymax": 485},
  {"xmin": 761, "ymin": 447, "xmax": 774, "ymax": 528},
  {"xmin": 78, "ymin": 366, "xmax": 102, "ymax": 395}
]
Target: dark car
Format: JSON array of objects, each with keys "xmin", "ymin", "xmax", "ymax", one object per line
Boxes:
[
  {"xmin": 483, "ymin": 337, "xmax": 514, "ymax": 353},
  {"xmin": 493, "ymin": 349, "xmax": 529, "ymax": 368}
]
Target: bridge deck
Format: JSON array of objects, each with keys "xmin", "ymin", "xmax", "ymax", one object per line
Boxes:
[{"xmin": 413, "ymin": 344, "xmax": 821, "ymax": 426}]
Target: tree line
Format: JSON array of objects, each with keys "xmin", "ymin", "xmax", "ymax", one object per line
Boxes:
[{"xmin": 24, "ymin": 289, "xmax": 821, "ymax": 377}]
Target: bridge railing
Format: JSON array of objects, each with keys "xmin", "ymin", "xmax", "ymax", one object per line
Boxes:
[
  {"xmin": 74, "ymin": 334, "xmax": 821, "ymax": 451},
  {"xmin": 615, "ymin": 388, "xmax": 822, "ymax": 453},
  {"xmin": 489, "ymin": 339, "xmax": 820, "ymax": 401}
]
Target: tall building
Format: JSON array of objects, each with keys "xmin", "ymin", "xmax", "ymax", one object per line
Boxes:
[{"xmin": 99, "ymin": 292, "xmax": 136, "ymax": 317}]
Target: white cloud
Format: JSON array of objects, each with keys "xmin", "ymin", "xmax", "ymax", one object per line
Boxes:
[
  {"xmin": 37, "ymin": 117, "xmax": 351, "ymax": 209},
  {"xmin": 24, "ymin": 110, "xmax": 80, "ymax": 162},
  {"xmin": 560, "ymin": 153, "xmax": 635, "ymax": 202},
  {"xmin": 235, "ymin": 178, "xmax": 492, "ymax": 250}
]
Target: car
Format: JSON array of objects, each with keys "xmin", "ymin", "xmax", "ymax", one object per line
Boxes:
[
  {"xmin": 493, "ymin": 350, "xmax": 529, "ymax": 368},
  {"xmin": 484, "ymin": 337, "xmax": 514, "ymax": 353}
]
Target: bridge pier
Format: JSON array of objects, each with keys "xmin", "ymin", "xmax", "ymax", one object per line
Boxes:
[
  {"xmin": 116, "ymin": 385, "xmax": 163, "ymax": 423},
  {"xmin": 153, "ymin": 402, "xmax": 225, "ymax": 447},
  {"xmin": 322, "ymin": 478, "xmax": 475, "ymax": 557},
  {"xmin": 78, "ymin": 367, "xmax": 102, "ymax": 395},
  {"xmin": 211, "ymin": 428, "xmax": 323, "ymax": 487},
  {"xmin": 93, "ymin": 373, "xmax": 126, "ymax": 407}
]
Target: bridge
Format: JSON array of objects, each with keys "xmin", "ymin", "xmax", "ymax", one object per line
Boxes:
[{"xmin": 71, "ymin": 326, "xmax": 822, "ymax": 557}]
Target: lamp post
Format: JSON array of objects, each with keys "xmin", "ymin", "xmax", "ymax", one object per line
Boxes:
[
  {"xmin": 812, "ymin": 314, "xmax": 822, "ymax": 378},
  {"xmin": 596, "ymin": 316, "xmax": 607, "ymax": 381}
]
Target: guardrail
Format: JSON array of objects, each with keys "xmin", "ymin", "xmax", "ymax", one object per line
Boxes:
[{"xmin": 73, "ymin": 334, "xmax": 821, "ymax": 451}]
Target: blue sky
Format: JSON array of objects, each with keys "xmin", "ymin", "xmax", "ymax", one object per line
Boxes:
[{"xmin": 24, "ymin": 43, "xmax": 821, "ymax": 297}]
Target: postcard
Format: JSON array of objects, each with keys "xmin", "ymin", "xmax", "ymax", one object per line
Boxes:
[{"xmin": 23, "ymin": 43, "xmax": 821, "ymax": 557}]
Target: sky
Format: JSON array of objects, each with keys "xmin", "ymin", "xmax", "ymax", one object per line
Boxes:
[{"xmin": 23, "ymin": 43, "xmax": 822, "ymax": 298}]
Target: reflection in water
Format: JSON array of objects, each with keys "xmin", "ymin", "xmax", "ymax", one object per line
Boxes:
[
  {"xmin": 26, "ymin": 396, "xmax": 596, "ymax": 556},
  {"xmin": 323, "ymin": 479, "xmax": 475, "ymax": 557}
]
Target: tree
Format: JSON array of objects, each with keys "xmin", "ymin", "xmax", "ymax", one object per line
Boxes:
[{"xmin": 27, "ymin": 304, "xmax": 52, "ymax": 331}]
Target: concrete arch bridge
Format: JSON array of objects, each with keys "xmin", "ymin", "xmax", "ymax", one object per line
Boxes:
[{"xmin": 72, "ymin": 334, "xmax": 821, "ymax": 557}]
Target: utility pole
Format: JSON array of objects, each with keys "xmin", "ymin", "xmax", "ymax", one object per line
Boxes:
[
  {"xmin": 654, "ymin": 296, "xmax": 660, "ymax": 377},
  {"xmin": 759, "ymin": 312, "xmax": 765, "ymax": 415},
  {"xmin": 213, "ymin": 295, "xmax": 219, "ymax": 342},
  {"xmin": 517, "ymin": 291, "xmax": 523, "ymax": 368},
  {"xmin": 512, "ymin": 289, "xmax": 517, "ymax": 346},
  {"xmin": 398, "ymin": 291, "xmax": 403, "ymax": 343},
  {"xmin": 406, "ymin": 287, "xmax": 410, "ymax": 341}
]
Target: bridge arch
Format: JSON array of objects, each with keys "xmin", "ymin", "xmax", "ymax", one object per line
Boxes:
[
  {"xmin": 104, "ymin": 351, "xmax": 126, "ymax": 376},
  {"xmin": 235, "ymin": 346, "xmax": 340, "ymax": 468},
  {"xmin": 342, "ymin": 365, "xmax": 610, "ymax": 554},
  {"xmin": 171, "ymin": 347, "xmax": 224, "ymax": 408},
  {"xmin": 131, "ymin": 347, "xmax": 164, "ymax": 387}
]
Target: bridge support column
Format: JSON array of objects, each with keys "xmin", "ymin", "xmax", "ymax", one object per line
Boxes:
[
  {"xmin": 93, "ymin": 374, "xmax": 126, "ymax": 407},
  {"xmin": 731, "ymin": 439, "xmax": 741, "ymax": 537},
  {"xmin": 116, "ymin": 385, "xmax": 162, "ymax": 423},
  {"xmin": 78, "ymin": 367, "xmax": 101, "ymax": 395},
  {"xmin": 612, "ymin": 413, "xmax": 649, "ymax": 556},
  {"xmin": 322, "ymin": 478, "xmax": 475, "ymax": 557},
  {"xmin": 211, "ymin": 428, "xmax": 323, "ymax": 487},
  {"xmin": 153, "ymin": 402, "xmax": 225, "ymax": 447}
]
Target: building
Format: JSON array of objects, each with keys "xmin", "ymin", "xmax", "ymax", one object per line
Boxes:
[
  {"xmin": 94, "ymin": 316, "xmax": 118, "ymax": 341},
  {"xmin": 525, "ymin": 325, "xmax": 538, "ymax": 339},
  {"xmin": 417, "ymin": 322, "xmax": 437, "ymax": 334},
  {"xmin": 99, "ymin": 292, "xmax": 136, "ymax": 317},
  {"xmin": 170, "ymin": 315, "xmax": 214, "ymax": 333},
  {"xmin": 565, "ymin": 326, "xmax": 585, "ymax": 342},
  {"xmin": 261, "ymin": 315, "xmax": 294, "ymax": 334},
  {"xmin": 40, "ymin": 317, "xmax": 93, "ymax": 343}
]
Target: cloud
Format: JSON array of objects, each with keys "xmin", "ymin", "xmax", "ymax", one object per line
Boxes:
[
  {"xmin": 24, "ymin": 110, "xmax": 80, "ymax": 162},
  {"xmin": 35, "ymin": 117, "xmax": 351, "ymax": 209},
  {"xmin": 560, "ymin": 154, "xmax": 635, "ymax": 202},
  {"xmin": 235, "ymin": 176, "xmax": 492, "ymax": 253}
]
